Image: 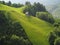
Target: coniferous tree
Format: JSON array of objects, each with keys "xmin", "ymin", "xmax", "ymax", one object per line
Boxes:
[{"xmin": 7, "ymin": 1, "xmax": 11, "ymax": 6}]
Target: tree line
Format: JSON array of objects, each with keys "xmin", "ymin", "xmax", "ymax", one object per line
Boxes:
[
  {"xmin": 0, "ymin": 1, "xmax": 24, "ymax": 8},
  {"xmin": 23, "ymin": 2, "xmax": 47, "ymax": 16}
]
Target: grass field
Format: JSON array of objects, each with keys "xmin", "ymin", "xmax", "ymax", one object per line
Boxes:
[{"xmin": 0, "ymin": 4, "xmax": 54, "ymax": 45}]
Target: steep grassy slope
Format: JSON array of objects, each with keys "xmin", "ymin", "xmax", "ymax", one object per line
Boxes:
[{"xmin": 0, "ymin": 4, "xmax": 54, "ymax": 45}]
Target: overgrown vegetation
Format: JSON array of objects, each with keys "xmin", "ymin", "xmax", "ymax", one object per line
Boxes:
[
  {"xmin": 36, "ymin": 12, "xmax": 55, "ymax": 24},
  {"xmin": 0, "ymin": 10, "xmax": 32, "ymax": 45},
  {"xmin": 54, "ymin": 38, "xmax": 60, "ymax": 45},
  {"xmin": 23, "ymin": 2, "xmax": 47, "ymax": 16},
  {"xmin": 23, "ymin": 2, "xmax": 55, "ymax": 24},
  {"xmin": 49, "ymin": 23, "xmax": 60, "ymax": 45}
]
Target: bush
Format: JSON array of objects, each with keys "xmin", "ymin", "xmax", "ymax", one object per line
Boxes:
[
  {"xmin": 49, "ymin": 32, "xmax": 57, "ymax": 45},
  {"xmin": 54, "ymin": 23, "xmax": 59, "ymax": 27},
  {"xmin": 49, "ymin": 25, "xmax": 60, "ymax": 45},
  {"xmin": 36, "ymin": 12, "xmax": 55, "ymax": 24},
  {"xmin": 54, "ymin": 38, "xmax": 60, "ymax": 45}
]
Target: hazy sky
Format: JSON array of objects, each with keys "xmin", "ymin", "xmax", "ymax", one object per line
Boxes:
[{"xmin": 1, "ymin": 0, "xmax": 60, "ymax": 5}]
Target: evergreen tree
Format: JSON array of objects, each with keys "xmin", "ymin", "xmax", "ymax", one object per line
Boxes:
[
  {"xmin": 7, "ymin": 1, "xmax": 11, "ymax": 6},
  {"xmin": 24, "ymin": 2, "xmax": 47, "ymax": 16}
]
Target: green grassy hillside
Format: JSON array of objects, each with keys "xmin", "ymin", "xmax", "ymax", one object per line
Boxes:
[{"xmin": 0, "ymin": 4, "xmax": 54, "ymax": 45}]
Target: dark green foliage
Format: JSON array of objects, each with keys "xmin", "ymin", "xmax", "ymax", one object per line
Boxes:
[
  {"xmin": 0, "ymin": 1, "xmax": 23, "ymax": 8},
  {"xmin": 25, "ymin": 1, "xmax": 31, "ymax": 6},
  {"xmin": 0, "ymin": 35, "xmax": 32, "ymax": 45},
  {"xmin": 33, "ymin": 2, "xmax": 46, "ymax": 12},
  {"xmin": 36, "ymin": 12, "xmax": 55, "ymax": 24},
  {"xmin": 23, "ymin": 2, "xmax": 55, "ymax": 24},
  {"xmin": 54, "ymin": 39, "xmax": 60, "ymax": 45},
  {"xmin": 0, "ymin": 10, "xmax": 32, "ymax": 45},
  {"xmin": 53, "ymin": 23, "xmax": 60, "ymax": 36},
  {"xmin": 58, "ymin": 22, "xmax": 60, "ymax": 25},
  {"xmin": 49, "ymin": 24, "xmax": 60, "ymax": 45},
  {"xmin": 6, "ymin": 1, "xmax": 11, "ymax": 6},
  {"xmin": 0, "ymin": 1, "xmax": 6, "ymax": 5},
  {"xmin": 49, "ymin": 32, "xmax": 56, "ymax": 45},
  {"xmin": 11, "ymin": 3, "xmax": 23, "ymax": 8},
  {"xmin": 23, "ymin": 2, "xmax": 47, "ymax": 16},
  {"xmin": 54, "ymin": 23, "xmax": 59, "ymax": 28}
]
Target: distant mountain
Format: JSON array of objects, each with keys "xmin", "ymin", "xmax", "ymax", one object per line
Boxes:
[{"xmin": 46, "ymin": 3, "xmax": 60, "ymax": 19}]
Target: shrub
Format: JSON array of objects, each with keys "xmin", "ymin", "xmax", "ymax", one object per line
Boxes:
[
  {"xmin": 36, "ymin": 12, "xmax": 55, "ymax": 24},
  {"xmin": 49, "ymin": 32, "xmax": 57, "ymax": 45},
  {"xmin": 54, "ymin": 38, "xmax": 60, "ymax": 45}
]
